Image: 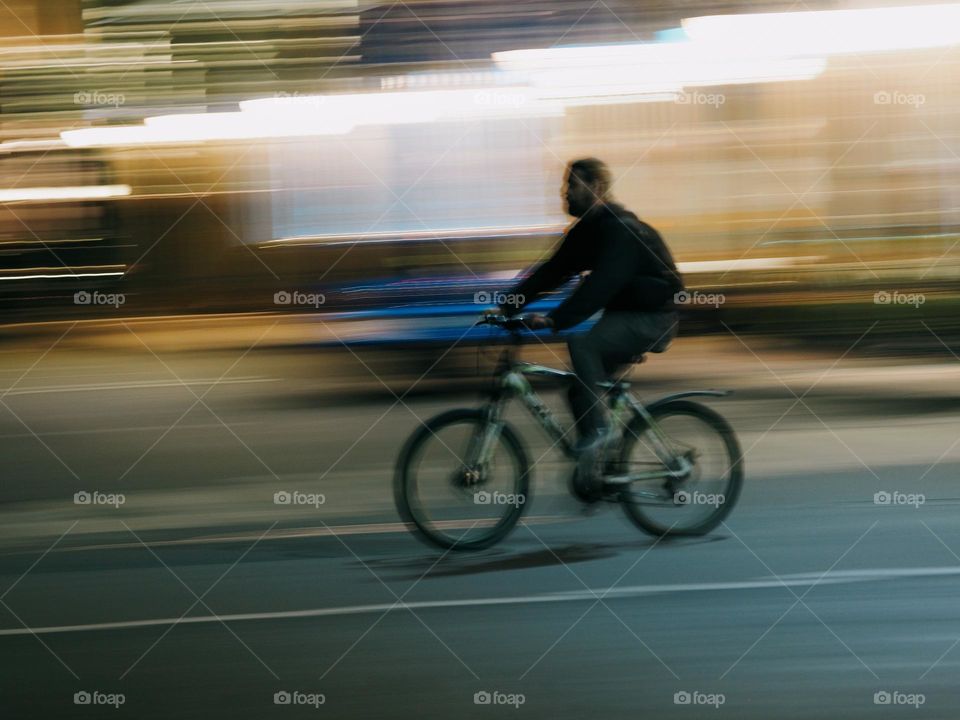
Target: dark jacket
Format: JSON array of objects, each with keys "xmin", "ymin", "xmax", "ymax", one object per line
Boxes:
[{"xmin": 503, "ymin": 202, "xmax": 683, "ymax": 331}]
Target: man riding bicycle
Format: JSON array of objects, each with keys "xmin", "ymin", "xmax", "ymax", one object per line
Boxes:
[{"xmin": 496, "ymin": 158, "xmax": 683, "ymax": 501}]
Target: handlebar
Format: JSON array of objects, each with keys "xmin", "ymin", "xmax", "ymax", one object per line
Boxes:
[{"xmin": 476, "ymin": 314, "xmax": 529, "ymax": 332}]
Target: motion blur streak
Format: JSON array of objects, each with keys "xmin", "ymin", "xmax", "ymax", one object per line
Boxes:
[
  {"xmin": 684, "ymin": 3, "xmax": 960, "ymax": 54},
  {"xmin": 4, "ymin": 1, "xmax": 960, "ymax": 719},
  {"xmin": 0, "ymin": 184, "xmax": 130, "ymax": 202}
]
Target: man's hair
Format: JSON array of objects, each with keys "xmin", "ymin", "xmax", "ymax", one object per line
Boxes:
[{"xmin": 569, "ymin": 157, "xmax": 612, "ymax": 198}]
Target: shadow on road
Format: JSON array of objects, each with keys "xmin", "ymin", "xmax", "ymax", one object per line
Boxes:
[{"xmin": 362, "ymin": 535, "xmax": 727, "ymax": 580}]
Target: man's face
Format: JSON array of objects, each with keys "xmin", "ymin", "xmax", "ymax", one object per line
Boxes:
[{"xmin": 563, "ymin": 169, "xmax": 598, "ymax": 217}]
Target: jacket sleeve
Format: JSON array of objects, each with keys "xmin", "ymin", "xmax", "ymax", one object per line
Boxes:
[
  {"xmin": 548, "ymin": 230, "xmax": 641, "ymax": 331},
  {"xmin": 500, "ymin": 233, "xmax": 578, "ymax": 316}
]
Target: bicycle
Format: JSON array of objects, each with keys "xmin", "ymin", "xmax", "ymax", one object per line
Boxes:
[{"xmin": 394, "ymin": 315, "xmax": 744, "ymax": 550}]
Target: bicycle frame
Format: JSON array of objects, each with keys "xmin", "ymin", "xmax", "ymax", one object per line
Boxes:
[
  {"xmin": 497, "ymin": 361, "xmax": 578, "ymax": 458},
  {"xmin": 479, "ymin": 368, "xmax": 712, "ymax": 484},
  {"xmin": 468, "ymin": 318, "xmax": 729, "ymax": 489}
]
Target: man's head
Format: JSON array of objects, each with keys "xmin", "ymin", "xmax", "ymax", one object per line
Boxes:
[{"xmin": 563, "ymin": 157, "xmax": 612, "ymax": 217}]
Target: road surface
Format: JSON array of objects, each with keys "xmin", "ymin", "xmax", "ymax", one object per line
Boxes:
[{"xmin": 2, "ymin": 327, "xmax": 960, "ymax": 718}]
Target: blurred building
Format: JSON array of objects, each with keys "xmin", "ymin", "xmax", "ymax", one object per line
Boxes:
[{"xmin": 0, "ymin": 0, "xmax": 958, "ymax": 340}]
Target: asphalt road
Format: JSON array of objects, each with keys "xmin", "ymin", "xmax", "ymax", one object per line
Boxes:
[{"xmin": 3, "ymin": 332, "xmax": 960, "ymax": 719}]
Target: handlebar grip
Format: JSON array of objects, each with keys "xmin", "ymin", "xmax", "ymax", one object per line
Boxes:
[{"xmin": 476, "ymin": 314, "xmax": 526, "ymax": 331}]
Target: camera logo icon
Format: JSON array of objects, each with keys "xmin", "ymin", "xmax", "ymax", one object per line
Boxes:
[
  {"xmin": 74, "ymin": 291, "xmax": 92, "ymax": 305},
  {"xmin": 74, "ymin": 691, "xmax": 92, "ymax": 705},
  {"xmin": 474, "ymin": 691, "xmax": 492, "ymax": 705},
  {"xmin": 874, "ymin": 691, "xmax": 891, "ymax": 704},
  {"xmin": 474, "ymin": 491, "xmax": 492, "ymax": 505},
  {"xmin": 74, "ymin": 491, "xmax": 92, "ymax": 505},
  {"xmin": 274, "ymin": 491, "xmax": 292, "ymax": 505},
  {"xmin": 674, "ymin": 691, "xmax": 691, "ymax": 704},
  {"xmin": 274, "ymin": 691, "xmax": 291, "ymax": 705},
  {"xmin": 274, "ymin": 291, "xmax": 292, "ymax": 305}
]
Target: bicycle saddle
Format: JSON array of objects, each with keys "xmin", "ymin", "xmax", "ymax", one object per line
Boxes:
[{"xmin": 597, "ymin": 355, "xmax": 645, "ymax": 391}]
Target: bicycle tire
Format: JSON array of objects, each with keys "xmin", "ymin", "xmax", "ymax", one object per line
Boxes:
[
  {"xmin": 394, "ymin": 408, "xmax": 531, "ymax": 551},
  {"xmin": 618, "ymin": 399, "xmax": 743, "ymax": 537}
]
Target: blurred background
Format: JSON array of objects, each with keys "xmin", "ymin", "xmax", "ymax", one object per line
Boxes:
[
  {"xmin": 2, "ymin": 0, "xmax": 958, "ymax": 347},
  {"xmin": 6, "ymin": 3, "xmax": 960, "ymax": 718}
]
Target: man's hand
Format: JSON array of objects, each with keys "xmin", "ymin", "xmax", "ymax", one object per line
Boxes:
[{"xmin": 523, "ymin": 314, "xmax": 554, "ymax": 330}]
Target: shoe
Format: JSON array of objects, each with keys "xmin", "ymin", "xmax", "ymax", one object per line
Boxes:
[{"xmin": 572, "ymin": 427, "xmax": 614, "ymax": 503}]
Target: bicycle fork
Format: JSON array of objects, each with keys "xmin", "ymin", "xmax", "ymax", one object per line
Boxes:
[{"xmin": 461, "ymin": 404, "xmax": 505, "ymax": 482}]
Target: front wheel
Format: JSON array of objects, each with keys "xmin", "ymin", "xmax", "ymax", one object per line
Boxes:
[
  {"xmin": 618, "ymin": 400, "xmax": 743, "ymax": 537},
  {"xmin": 394, "ymin": 408, "xmax": 530, "ymax": 551}
]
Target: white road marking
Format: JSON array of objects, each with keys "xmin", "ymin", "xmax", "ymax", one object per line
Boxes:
[
  {"xmin": 0, "ymin": 421, "xmax": 262, "ymax": 439},
  {"xmin": 0, "ymin": 377, "xmax": 280, "ymax": 396},
  {"xmin": 0, "ymin": 567, "xmax": 954, "ymax": 637}
]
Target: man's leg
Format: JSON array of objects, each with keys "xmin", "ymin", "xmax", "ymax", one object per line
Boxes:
[
  {"xmin": 566, "ymin": 332, "xmax": 608, "ymax": 441},
  {"xmin": 566, "ymin": 312, "xmax": 678, "ymax": 498},
  {"xmin": 567, "ymin": 312, "xmax": 677, "ymax": 436}
]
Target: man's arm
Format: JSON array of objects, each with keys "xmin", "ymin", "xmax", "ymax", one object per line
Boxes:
[
  {"xmin": 499, "ymin": 233, "xmax": 577, "ymax": 317},
  {"xmin": 547, "ymin": 230, "xmax": 641, "ymax": 331}
]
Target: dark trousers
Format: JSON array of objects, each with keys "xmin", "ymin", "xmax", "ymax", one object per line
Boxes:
[{"xmin": 566, "ymin": 311, "xmax": 678, "ymax": 438}]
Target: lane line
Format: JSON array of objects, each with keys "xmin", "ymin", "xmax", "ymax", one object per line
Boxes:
[
  {"xmin": 0, "ymin": 421, "xmax": 263, "ymax": 439},
  {"xmin": 0, "ymin": 377, "xmax": 280, "ymax": 396},
  {"xmin": 0, "ymin": 569, "xmax": 952, "ymax": 638}
]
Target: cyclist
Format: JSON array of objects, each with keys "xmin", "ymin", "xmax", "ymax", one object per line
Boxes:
[{"xmin": 496, "ymin": 158, "xmax": 683, "ymax": 501}]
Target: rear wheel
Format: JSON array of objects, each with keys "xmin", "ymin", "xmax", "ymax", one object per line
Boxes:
[
  {"xmin": 394, "ymin": 409, "xmax": 530, "ymax": 551},
  {"xmin": 618, "ymin": 400, "xmax": 743, "ymax": 536}
]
